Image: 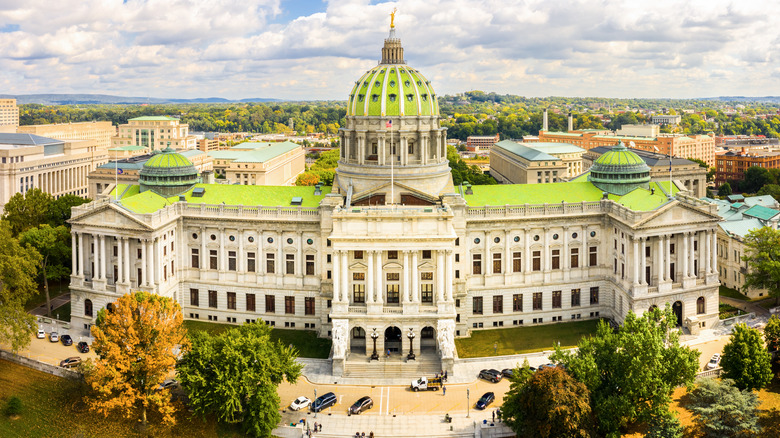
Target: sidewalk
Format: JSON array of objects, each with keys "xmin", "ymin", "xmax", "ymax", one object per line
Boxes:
[
  {"xmin": 29, "ymin": 292, "xmax": 71, "ymax": 317},
  {"xmin": 720, "ymin": 295, "xmax": 770, "ymax": 317}
]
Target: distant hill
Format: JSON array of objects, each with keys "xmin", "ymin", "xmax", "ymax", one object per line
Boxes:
[
  {"xmin": 0, "ymin": 94, "xmax": 283, "ymax": 105},
  {"xmin": 703, "ymin": 96, "xmax": 780, "ymax": 103}
]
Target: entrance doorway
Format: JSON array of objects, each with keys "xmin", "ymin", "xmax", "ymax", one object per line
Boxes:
[
  {"xmin": 351, "ymin": 327, "xmax": 366, "ymax": 354},
  {"xmin": 384, "ymin": 326, "xmax": 402, "ymax": 353},
  {"xmin": 672, "ymin": 301, "xmax": 683, "ymax": 327},
  {"xmin": 420, "ymin": 326, "xmax": 436, "ymax": 352}
]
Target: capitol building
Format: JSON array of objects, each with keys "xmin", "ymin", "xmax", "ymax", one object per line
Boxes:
[{"xmin": 68, "ymin": 23, "xmax": 720, "ymax": 375}]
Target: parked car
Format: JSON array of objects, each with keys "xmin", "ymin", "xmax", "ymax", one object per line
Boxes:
[
  {"xmin": 476, "ymin": 392, "xmax": 495, "ymax": 410},
  {"xmin": 501, "ymin": 368, "xmax": 514, "ymax": 379},
  {"xmin": 706, "ymin": 353, "xmax": 721, "ymax": 370},
  {"xmin": 77, "ymin": 341, "xmax": 90, "ymax": 353},
  {"xmin": 537, "ymin": 363, "xmax": 557, "ymax": 371},
  {"xmin": 59, "ymin": 357, "xmax": 82, "ymax": 368},
  {"xmin": 290, "ymin": 396, "xmax": 311, "ymax": 411},
  {"xmin": 157, "ymin": 379, "xmax": 178, "ymax": 391},
  {"xmin": 37, "ymin": 329, "xmax": 46, "ymax": 339},
  {"xmin": 49, "ymin": 332, "xmax": 59, "ymax": 342},
  {"xmin": 478, "ymin": 369, "xmax": 502, "ymax": 383},
  {"xmin": 312, "ymin": 392, "xmax": 337, "ymax": 412},
  {"xmin": 349, "ymin": 396, "xmax": 373, "ymax": 415},
  {"xmin": 60, "ymin": 334, "xmax": 73, "ymax": 346}
]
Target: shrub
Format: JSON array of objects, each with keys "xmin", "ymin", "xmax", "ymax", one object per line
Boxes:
[{"xmin": 6, "ymin": 396, "xmax": 23, "ymax": 416}]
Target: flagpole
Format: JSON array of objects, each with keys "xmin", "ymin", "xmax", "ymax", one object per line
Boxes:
[{"xmin": 115, "ymin": 150, "xmax": 118, "ymax": 201}]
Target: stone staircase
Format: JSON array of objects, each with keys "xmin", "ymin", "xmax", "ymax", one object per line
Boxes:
[{"xmin": 344, "ymin": 357, "xmax": 442, "ymax": 379}]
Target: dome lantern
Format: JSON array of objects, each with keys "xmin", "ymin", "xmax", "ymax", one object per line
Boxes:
[
  {"xmin": 587, "ymin": 141, "xmax": 651, "ymax": 195},
  {"xmin": 139, "ymin": 147, "xmax": 198, "ymax": 197}
]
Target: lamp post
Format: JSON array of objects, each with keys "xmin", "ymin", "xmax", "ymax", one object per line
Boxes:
[
  {"xmin": 314, "ymin": 388, "xmax": 317, "ymax": 418},
  {"xmin": 467, "ymin": 388, "xmax": 470, "ymax": 418},
  {"xmin": 406, "ymin": 328, "xmax": 416, "ymax": 361},
  {"xmin": 370, "ymin": 328, "xmax": 379, "ymax": 361}
]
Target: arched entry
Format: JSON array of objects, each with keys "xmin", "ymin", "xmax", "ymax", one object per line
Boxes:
[
  {"xmin": 84, "ymin": 299, "xmax": 93, "ymax": 317},
  {"xmin": 672, "ymin": 301, "xmax": 683, "ymax": 327},
  {"xmin": 351, "ymin": 327, "xmax": 366, "ymax": 354},
  {"xmin": 420, "ymin": 326, "xmax": 436, "ymax": 351},
  {"xmin": 384, "ymin": 326, "xmax": 402, "ymax": 353},
  {"xmin": 648, "ymin": 304, "xmax": 658, "ymax": 313}
]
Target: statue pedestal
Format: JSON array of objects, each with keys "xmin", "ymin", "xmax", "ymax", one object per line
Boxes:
[
  {"xmin": 441, "ymin": 357, "xmax": 454, "ymax": 374},
  {"xmin": 332, "ymin": 357, "xmax": 345, "ymax": 377}
]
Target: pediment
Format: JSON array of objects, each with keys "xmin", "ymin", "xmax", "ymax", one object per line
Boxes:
[
  {"xmin": 70, "ymin": 201, "xmax": 153, "ymax": 231},
  {"xmin": 418, "ymin": 261, "xmax": 436, "ymax": 269},
  {"xmin": 383, "ymin": 261, "xmax": 403, "ymax": 270},
  {"xmin": 349, "ymin": 261, "xmax": 368, "ymax": 270},
  {"xmin": 633, "ymin": 201, "xmax": 718, "ymax": 231}
]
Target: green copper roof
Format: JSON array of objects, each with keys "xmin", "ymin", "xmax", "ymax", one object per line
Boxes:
[
  {"xmin": 347, "ymin": 65, "xmax": 438, "ymax": 117},
  {"xmin": 129, "ymin": 116, "xmax": 179, "ymax": 121},
  {"xmin": 594, "ymin": 142, "xmax": 645, "ymax": 166},
  {"xmin": 742, "ymin": 205, "xmax": 780, "ymax": 221},
  {"xmin": 588, "ymin": 141, "xmax": 651, "ymax": 195},
  {"xmin": 109, "ymin": 145, "xmax": 147, "ymax": 151},
  {"xmin": 143, "ymin": 151, "xmax": 194, "ymax": 168}
]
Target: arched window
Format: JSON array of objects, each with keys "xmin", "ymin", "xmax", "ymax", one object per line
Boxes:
[
  {"xmin": 648, "ymin": 305, "xmax": 658, "ymax": 312},
  {"xmin": 351, "ymin": 327, "xmax": 365, "ymax": 339},
  {"xmin": 84, "ymin": 299, "xmax": 93, "ymax": 317},
  {"xmin": 697, "ymin": 297, "xmax": 705, "ymax": 315},
  {"xmin": 421, "ymin": 327, "xmax": 434, "ymax": 339}
]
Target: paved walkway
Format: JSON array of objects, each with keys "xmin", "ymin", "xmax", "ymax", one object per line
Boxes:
[
  {"xmin": 29, "ymin": 292, "xmax": 71, "ymax": 317},
  {"xmin": 720, "ymin": 295, "xmax": 770, "ymax": 317}
]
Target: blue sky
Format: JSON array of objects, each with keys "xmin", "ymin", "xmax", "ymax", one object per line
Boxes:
[{"xmin": 0, "ymin": 0, "xmax": 777, "ymax": 101}]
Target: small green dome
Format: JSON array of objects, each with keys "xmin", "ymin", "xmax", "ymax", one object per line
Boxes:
[
  {"xmin": 588, "ymin": 141, "xmax": 651, "ymax": 195},
  {"xmin": 139, "ymin": 148, "xmax": 198, "ymax": 197},
  {"xmin": 143, "ymin": 150, "xmax": 194, "ymax": 169}
]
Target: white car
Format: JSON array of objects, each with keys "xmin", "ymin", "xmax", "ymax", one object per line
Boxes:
[
  {"xmin": 706, "ymin": 353, "xmax": 721, "ymax": 370},
  {"xmin": 157, "ymin": 379, "xmax": 178, "ymax": 390},
  {"xmin": 290, "ymin": 396, "xmax": 311, "ymax": 411},
  {"xmin": 37, "ymin": 329, "xmax": 46, "ymax": 339},
  {"xmin": 49, "ymin": 332, "xmax": 59, "ymax": 342}
]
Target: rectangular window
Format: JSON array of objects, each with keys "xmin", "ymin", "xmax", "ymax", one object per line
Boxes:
[
  {"xmin": 570, "ymin": 248, "xmax": 579, "ymax": 268},
  {"xmin": 421, "ymin": 272, "xmax": 433, "ymax": 281},
  {"xmin": 552, "ymin": 249, "xmax": 560, "ymax": 269},
  {"xmin": 646, "ymin": 246, "xmax": 651, "ymax": 257},
  {"xmin": 493, "ymin": 295, "xmax": 503, "ymax": 314},
  {"xmin": 353, "ymin": 284, "xmax": 365, "ymax": 303},
  {"xmin": 533, "ymin": 292, "xmax": 542, "ymax": 310},
  {"xmin": 532, "ymin": 251, "xmax": 541, "ymax": 271},
  {"xmin": 354, "ymin": 250, "xmax": 363, "ymax": 260},
  {"xmin": 386, "ymin": 284, "xmax": 400, "ymax": 304},
  {"xmin": 305, "ymin": 297, "xmax": 315, "ymax": 315},
  {"xmin": 353, "ymin": 272, "xmax": 365, "ymax": 281},
  {"xmin": 421, "ymin": 284, "xmax": 434, "ymax": 303},
  {"xmin": 512, "ymin": 252, "xmax": 521, "ymax": 272},
  {"xmin": 306, "ymin": 254, "xmax": 315, "ymax": 275},
  {"xmin": 266, "ymin": 253, "xmax": 275, "ymax": 273},
  {"xmin": 191, "ymin": 248, "xmax": 199, "ymax": 268},
  {"xmin": 247, "ymin": 252, "xmax": 256, "ymax": 272},
  {"xmin": 286, "ymin": 254, "xmax": 294, "ymax": 274},
  {"xmin": 472, "ymin": 254, "xmax": 482, "ymax": 275},
  {"xmin": 473, "ymin": 296, "xmax": 483, "ymax": 314},
  {"xmin": 513, "ymin": 294, "xmax": 522, "ymax": 312},
  {"xmin": 552, "ymin": 290, "xmax": 562, "ymax": 309},
  {"xmin": 571, "ymin": 289, "xmax": 581, "ymax": 307},
  {"xmin": 228, "ymin": 251, "xmax": 237, "ymax": 271},
  {"xmin": 670, "ymin": 243, "xmax": 675, "ymax": 254},
  {"xmin": 386, "ymin": 273, "xmax": 400, "ymax": 281},
  {"xmin": 284, "ymin": 296, "xmax": 295, "ymax": 314},
  {"xmin": 422, "ymin": 250, "xmax": 432, "ymax": 259},
  {"xmin": 227, "ymin": 292, "xmax": 236, "ymax": 310},
  {"xmin": 246, "ymin": 294, "xmax": 256, "ymax": 312},
  {"xmin": 209, "ymin": 250, "xmax": 218, "ymax": 270},
  {"xmin": 265, "ymin": 295, "xmax": 275, "ymax": 313},
  {"xmin": 493, "ymin": 253, "xmax": 502, "ymax": 274},
  {"xmin": 208, "ymin": 290, "xmax": 217, "ymax": 308},
  {"xmin": 589, "ymin": 246, "xmax": 597, "ymax": 266},
  {"xmin": 387, "ymin": 250, "xmax": 398, "ymax": 260},
  {"xmin": 189, "ymin": 288, "xmax": 199, "ymax": 307},
  {"xmin": 590, "ymin": 287, "xmax": 599, "ymax": 305}
]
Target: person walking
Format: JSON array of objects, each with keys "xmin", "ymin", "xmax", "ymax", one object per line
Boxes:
[
  {"xmin": 492, "ymin": 410, "xmax": 495, "ymax": 423},
  {"xmin": 443, "ymin": 385, "xmax": 446, "ymax": 396}
]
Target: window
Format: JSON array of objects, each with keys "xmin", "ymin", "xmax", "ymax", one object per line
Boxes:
[
  {"xmin": 421, "ymin": 272, "xmax": 433, "ymax": 281},
  {"xmin": 512, "ymin": 252, "xmax": 521, "ymax": 272},
  {"xmin": 551, "ymin": 249, "xmax": 560, "ymax": 269},
  {"xmin": 353, "ymin": 284, "xmax": 365, "ymax": 303},
  {"xmin": 590, "ymin": 287, "xmax": 599, "ymax": 305},
  {"xmin": 266, "ymin": 253, "xmax": 275, "ymax": 273},
  {"xmin": 265, "ymin": 295, "xmax": 275, "ymax": 313},
  {"xmin": 646, "ymin": 246, "xmax": 651, "ymax": 257},
  {"xmin": 208, "ymin": 290, "xmax": 217, "ymax": 308},
  {"xmin": 473, "ymin": 296, "xmax": 483, "ymax": 314},
  {"xmin": 354, "ymin": 250, "xmax": 363, "ymax": 260},
  {"xmin": 493, "ymin": 295, "xmax": 503, "ymax": 313},
  {"xmin": 422, "ymin": 250, "xmax": 431, "ymax": 259},
  {"xmin": 286, "ymin": 254, "xmax": 295, "ymax": 274},
  {"xmin": 421, "ymin": 284, "xmax": 434, "ymax": 303},
  {"xmin": 227, "ymin": 292, "xmax": 236, "ymax": 310},
  {"xmin": 246, "ymin": 294, "xmax": 256, "ymax": 312},
  {"xmin": 353, "ymin": 272, "xmax": 365, "ymax": 281},
  {"xmin": 306, "ymin": 254, "xmax": 315, "ymax": 275},
  {"xmin": 513, "ymin": 294, "xmax": 522, "ymax": 311},
  {"xmin": 189, "ymin": 288, "xmax": 199, "ymax": 306},
  {"xmin": 228, "ymin": 251, "xmax": 236, "ymax": 271},
  {"xmin": 84, "ymin": 299, "xmax": 93, "ymax": 317},
  {"xmin": 387, "ymin": 273, "xmax": 399, "ymax": 281},
  {"xmin": 388, "ymin": 250, "xmax": 398, "ymax": 260},
  {"xmin": 472, "ymin": 254, "xmax": 482, "ymax": 275},
  {"xmin": 493, "ymin": 253, "xmax": 502, "ymax": 274},
  {"xmin": 589, "ymin": 246, "xmax": 597, "ymax": 266},
  {"xmin": 697, "ymin": 296, "xmax": 705, "ymax": 314},
  {"xmin": 191, "ymin": 249, "xmax": 199, "ymax": 268},
  {"xmin": 670, "ymin": 243, "xmax": 675, "ymax": 254},
  {"xmin": 209, "ymin": 250, "xmax": 218, "ymax": 270},
  {"xmin": 305, "ymin": 297, "xmax": 315, "ymax": 315},
  {"xmin": 532, "ymin": 251, "xmax": 541, "ymax": 271},
  {"xmin": 532, "ymin": 292, "xmax": 542, "ymax": 310},
  {"xmin": 247, "ymin": 252, "xmax": 256, "ymax": 272},
  {"xmin": 386, "ymin": 284, "xmax": 399, "ymax": 303},
  {"xmin": 284, "ymin": 296, "xmax": 295, "ymax": 314},
  {"xmin": 570, "ymin": 248, "xmax": 579, "ymax": 268},
  {"xmin": 571, "ymin": 289, "xmax": 581, "ymax": 307},
  {"xmin": 552, "ymin": 291, "xmax": 562, "ymax": 309}
]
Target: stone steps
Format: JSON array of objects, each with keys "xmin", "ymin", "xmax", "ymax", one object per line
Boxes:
[{"xmin": 344, "ymin": 360, "xmax": 442, "ymax": 379}]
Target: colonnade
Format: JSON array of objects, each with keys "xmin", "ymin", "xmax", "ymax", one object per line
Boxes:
[
  {"xmin": 631, "ymin": 229, "xmax": 718, "ymax": 286},
  {"xmin": 35, "ymin": 163, "xmax": 91, "ymax": 195},
  {"xmin": 340, "ymin": 127, "xmax": 446, "ymax": 166},
  {"xmin": 71, "ymin": 231, "xmax": 166, "ymax": 287}
]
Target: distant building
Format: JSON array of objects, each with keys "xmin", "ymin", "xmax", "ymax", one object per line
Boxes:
[
  {"xmin": 18, "ymin": 121, "xmax": 115, "ymax": 150},
  {"xmin": 0, "ymin": 98, "xmax": 19, "ymax": 133},
  {"xmin": 197, "ymin": 138, "xmax": 220, "ymax": 152},
  {"xmin": 466, "ymin": 134, "xmax": 500, "ymax": 152},
  {"xmin": 715, "ymin": 135, "xmax": 779, "ymax": 148},
  {"xmin": 112, "ymin": 116, "xmax": 196, "ymax": 151},
  {"xmin": 616, "ymin": 124, "xmax": 660, "ymax": 137},
  {"xmin": 651, "ymin": 115, "xmax": 682, "ymax": 126},
  {"xmin": 208, "ymin": 141, "xmax": 305, "ymax": 186},
  {"xmin": 489, "ymin": 140, "xmax": 579, "ymax": 184},
  {"xmin": 715, "ymin": 149, "xmax": 780, "ymax": 185}
]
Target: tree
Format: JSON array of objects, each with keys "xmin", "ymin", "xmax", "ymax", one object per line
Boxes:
[
  {"xmin": 686, "ymin": 378, "xmax": 761, "ymax": 438},
  {"xmin": 47, "ymin": 194, "xmax": 90, "ymax": 228},
  {"xmin": 0, "ymin": 221, "xmax": 41, "ymax": 351},
  {"xmin": 720, "ymin": 323, "xmax": 772, "ymax": 391},
  {"xmin": 757, "ymin": 184, "xmax": 780, "ymax": 202},
  {"xmin": 2, "ymin": 188, "xmax": 53, "ymax": 235},
  {"xmin": 765, "ymin": 315, "xmax": 780, "ymax": 352},
  {"xmin": 177, "ymin": 322, "xmax": 302, "ymax": 437},
  {"xmin": 742, "ymin": 166, "xmax": 771, "ymax": 193},
  {"xmin": 550, "ymin": 308, "xmax": 699, "ymax": 437},
  {"xmin": 502, "ymin": 367, "xmax": 592, "ymax": 438},
  {"xmin": 295, "ymin": 172, "xmax": 320, "ymax": 186},
  {"xmin": 687, "ymin": 158, "xmax": 715, "ymax": 182},
  {"xmin": 85, "ymin": 291, "xmax": 188, "ymax": 428},
  {"xmin": 19, "ymin": 225, "xmax": 71, "ymax": 318},
  {"xmin": 742, "ymin": 226, "xmax": 780, "ymax": 305},
  {"xmin": 645, "ymin": 410, "xmax": 684, "ymax": 438},
  {"xmin": 718, "ymin": 182, "xmax": 732, "ymax": 196}
]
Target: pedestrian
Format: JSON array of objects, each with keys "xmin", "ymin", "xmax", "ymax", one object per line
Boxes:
[
  {"xmin": 314, "ymin": 422, "xmax": 318, "ymax": 432},
  {"xmin": 444, "ymin": 370, "xmax": 448, "ymax": 381},
  {"xmin": 319, "ymin": 424, "xmax": 323, "ymax": 432},
  {"xmin": 386, "ymin": 349, "xmax": 390, "ymax": 358},
  {"xmin": 370, "ymin": 432, "xmax": 374, "ymax": 438},
  {"xmin": 362, "ymin": 432, "xmax": 366, "ymax": 438},
  {"xmin": 443, "ymin": 385, "xmax": 446, "ymax": 396},
  {"xmin": 493, "ymin": 342, "xmax": 497, "ymax": 354},
  {"xmin": 492, "ymin": 410, "xmax": 495, "ymax": 422}
]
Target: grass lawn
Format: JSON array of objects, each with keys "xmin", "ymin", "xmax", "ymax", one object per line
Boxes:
[
  {"xmin": 718, "ymin": 285, "xmax": 751, "ymax": 301},
  {"xmin": 183, "ymin": 320, "xmax": 332, "ymax": 359},
  {"xmin": 53, "ymin": 302, "xmax": 71, "ymax": 322},
  {"xmin": 455, "ymin": 319, "xmax": 600, "ymax": 358},
  {"xmin": 718, "ymin": 303, "xmax": 741, "ymax": 320},
  {"xmin": 756, "ymin": 297, "xmax": 780, "ymax": 309},
  {"xmin": 23, "ymin": 279, "xmax": 70, "ymax": 311}
]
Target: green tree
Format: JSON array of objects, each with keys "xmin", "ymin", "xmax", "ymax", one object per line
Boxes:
[
  {"xmin": 718, "ymin": 182, "xmax": 732, "ymax": 196},
  {"xmin": 2, "ymin": 188, "xmax": 53, "ymax": 235},
  {"xmin": 721, "ymin": 323, "xmax": 772, "ymax": 391},
  {"xmin": 765, "ymin": 315, "xmax": 780, "ymax": 352},
  {"xmin": 502, "ymin": 367, "xmax": 592, "ymax": 438},
  {"xmin": 47, "ymin": 194, "xmax": 90, "ymax": 228},
  {"xmin": 756, "ymin": 184, "xmax": 780, "ymax": 202},
  {"xmin": 0, "ymin": 221, "xmax": 41, "ymax": 351},
  {"xmin": 550, "ymin": 308, "xmax": 699, "ymax": 437},
  {"xmin": 177, "ymin": 321, "xmax": 302, "ymax": 437},
  {"xmin": 644, "ymin": 410, "xmax": 684, "ymax": 438},
  {"xmin": 742, "ymin": 226, "xmax": 780, "ymax": 305},
  {"xmin": 19, "ymin": 225, "xmax": 71, "ymax": 318},
  {"xmin": 686, "ymin": 378, "xmax": 761, "ymax": 438},
  {"xmin": 742, "ymin": 166, "xmax": 772, "ymax": 193},
  {"xmin": 687, "ymin": 158, "xmax": 715, "ymax": 182}
]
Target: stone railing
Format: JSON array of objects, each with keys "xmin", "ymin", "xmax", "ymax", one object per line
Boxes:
[{"xmin": 467, "ymin": 201, "xmax": 605, "ymax": 219}]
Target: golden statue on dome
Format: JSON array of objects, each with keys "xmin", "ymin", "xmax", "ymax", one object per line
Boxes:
[{"xmin": 390, "ymin": 8, "xmax": 397, "ymax": 28}]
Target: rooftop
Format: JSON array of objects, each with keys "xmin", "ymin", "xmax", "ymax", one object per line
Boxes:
[
  {"xmin": 520, "ymin": 142, "xmax": 585, "ymax": 155},
  {"xmin": 0, "ymin": 133, "xmax": 63, "ymax": 147},
  {"xmin": 493, "ymin": 140, "xmax": 559, "ymax": 161},
  {"xmin": 128, "ymin": 116, "xmax": 179, "ymax": 122},
  {"xmin": 208, "ymin": 141, "xmax": 300, "ymax": 163},
  {"xmin": 588, "ymin": 146, "xmax": 696, "ymax": 167}
]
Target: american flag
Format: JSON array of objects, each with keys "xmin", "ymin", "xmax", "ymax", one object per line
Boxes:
[{"xmin": 386, "ymin": 120, "xmax": 392, "ymax": 128}]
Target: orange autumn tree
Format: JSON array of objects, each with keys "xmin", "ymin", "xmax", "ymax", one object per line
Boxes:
[{"xmin": 85, "ymin": 291, "xmax": 188, "ymax": 427}]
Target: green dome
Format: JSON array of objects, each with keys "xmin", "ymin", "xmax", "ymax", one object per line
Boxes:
[
  {"xmin": 347, "ymin": 66, "xmax": 438, "ymax": 117},
  {"xmin": 143, "ymin": 148, "xmax": 194, "ymax": 168},
  {"xmin": 139, "ymin": 148, "xmax": 199, "ymax": 197},
  {"xmin": 588, "ymin": 141, "xmax": 651, "ymax": 195}
]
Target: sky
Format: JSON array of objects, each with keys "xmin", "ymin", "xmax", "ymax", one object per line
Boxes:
[{"xmin": 0, "ymin": 0, "xmax": 778, "ymax": 101}]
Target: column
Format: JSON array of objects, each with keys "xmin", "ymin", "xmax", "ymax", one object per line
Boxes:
[
  {"xmin": 504, "ymin": 231, "xmax": 511, "ymax": 276},
  {"xmin": 375, "ymin": 251, "xmax": 383, "ymax": 304},
  {"xmin": 78, "ymin": 233, "xmax": 84, "ymax": 277},
  {"xmin": 332, "ymin": 250, "xmax": 341, "ymax": 302},
  {"xmin": 682, "ymin": 232, "xmax": 689, "ymax": 278},
  {"xmin": 563, "ymin": 228, "xmax": 569, "ymax": 271},
  {"xmin": 276, "ymin": 236, "xmax": 283, "ymax": 276},
  {"xmin": 340, "ymin": 251, "xmax": 348, "ymax": 304},
  {"xmin": 689, "ymin": 233, "xmax": 696, "ymax": 277},
  {"xmin": 117, "ymin": 236, "xmax": 123, "ymax": 283},
  {"xmin": 524, "ymin": 229, "xmax": 532, "ymax": 272},
  {"xmin": 401, "ymin": 137, "xmax": 407, "ymax": 166},
  {"xmin": 71, "ymin": 232, "xmax": 77, "ymax": 276},
  {"xmin": 402, "ymin": 250, "xmax": 409, "ymax": 303},
  {"xmin": 665, "ymin": 235, "xmax": 671, "ymax": 281},
  {"xmin": 219, "ymin": 229, "xmax": 226, "ymax": 271},
  {"xmin": 154, "ymin": 239, "xmax": 161, "ymax": 285},
  {"xmin": 484, "ymin": 235, "xmax": 490, "ymax": 275},
  {"xmin": 412, "ymin": 251, "xmax": 419, "ymax": 302},
  {"xmin": 141, "ymin": 239, "xmax": 148, "ymax": 286},
  {"xmin": 147, "ymin": 239, "xmax": 155, "ymax": 286},
  {"xmin": 200, "ymin": 226, "xmax": 207, "ymax": 271},
  {"xmin": 238, "ymin": 231, "xmax": 244, "ymax": 273},
  {"xmin": 436, "ymin": 250, "xmax": 445, "ymax": 302},
  {"xmin": 445, "ymin": 250, "xmax": 453, "ymax": 301},
  {"xmin": 640, "ymin": 237, "xmax": 646, "ymax": 285},
  {"xmin": 297, "ymin": 232, "xmax": 303, "ymax": 276},
  {"xmin": 123, "ymin": 238, "xmax": 130, "ymax": 284},
  {"xmin": 656, "ymin": 236, "xmax": 664, "ymax": 283},
  {"xmin": 711, "ymin": 230, "xmax": 717, "ymax": 275},
  {"xmin": 367, "ymin": 250, "xmax": 375, "ymax": 303},
  {"xmin": 632, "ymin": 238, "xmax": 639, "ymax": 285},
  {"xmin": 99, "ymin": 234, "xmax": 106, "ymax": 280},
  {"xmin": 704, "ymin": 230, "xmax": 711, "ymax": 274}
]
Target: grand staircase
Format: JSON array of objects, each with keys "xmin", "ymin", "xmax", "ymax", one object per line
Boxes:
[{"xmin": 344, "ymin": 355, "xmax": 442, "ymax": 379}]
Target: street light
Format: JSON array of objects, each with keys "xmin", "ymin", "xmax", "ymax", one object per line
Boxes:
[
  {"xmin": 314, "ymin": 388, "xmax": 317, "ymax": 418},
  {"xmin": 406, "ymin": 328, "xmax": 416, "ymax": 361},
  {"xmin": 370, "ymin": 328, "xmax": 379, "ymax": 361},
  {"xmin": 467, "ymin": 388, "xmax": 470, "ymax": 418}
]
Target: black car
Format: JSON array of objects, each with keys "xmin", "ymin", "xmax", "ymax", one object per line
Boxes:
[
  {"xmin": 312, "ymin": 392, "xmax": 337, "ymax": 412},
  {"xmin": 349, "ymin": 396, "xmax": 373, "ymax": 414},
  {"xmin": 77, "ymin": 341, "xmax": 90, "ymax": 353},
  {"xmin": 501, "ymin": 368, "xmax": 514, "ymax": 379},
  {"xmin": 476, "ymin": 392, "xmax": 495, "ymax": 410},
  {"xmin": 478, "ymin": 369, "xmax": 502, "ymax": 383},
  {"xmin": 537, "ymin": 363, "xmax": 557, "ymax": 371},
  {"xmin": 60, "ymin": 334, "xmax": 73, "ymax": 346}
]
